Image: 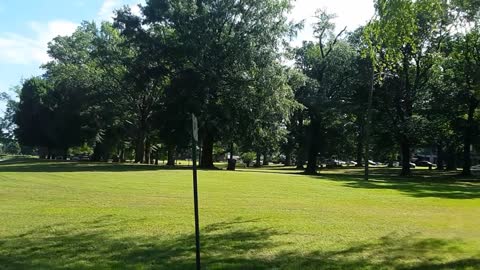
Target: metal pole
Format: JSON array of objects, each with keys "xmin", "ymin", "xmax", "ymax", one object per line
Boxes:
[{"xmin": 191, "ymin": 114, "xmax": 201, "ymax": 270}]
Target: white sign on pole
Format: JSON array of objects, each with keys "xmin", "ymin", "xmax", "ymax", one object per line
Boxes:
[{"xmin": 192, "ymin": 114, "xmax": 199, "ymax": 142}]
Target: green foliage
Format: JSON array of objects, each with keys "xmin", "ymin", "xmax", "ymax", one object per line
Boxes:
[
  {"xmin": 3, "ymin": 141, "xmax": 21, "ymax": 155},
  {"xmin": 240, "ymin": 152, "xmax": 256, "ymax": 166},
  {"xmin": 14, "ymin": 77, "xmax": 52, "ymax": 148},
  {"xmin": 69, "ymin": 143, "xmax": 94, "ymax": 156},
  {"xmin": 9, "ymin": 0, "xmax": 480, "ymax": 174}
]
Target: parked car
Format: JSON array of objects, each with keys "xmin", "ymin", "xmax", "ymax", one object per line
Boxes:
[
  {"xmin": 472, "ymin": 165, "xmax": 480, "ymax": 175},
  {"xmin": 368, "ymin": 160, "xmax": 377, "ymax": 166},
  {"xmin": 325, "ymin": 159, "xmax": 346, "ymax": 167},
  {"xmin": 409, "ymin": 162, "xmax": 416, "ymax": 168},
  {"xmin": 346, "ymin": 160, "xmax": 358, "ymax": 166},
  {"xmin": 72, "ymin": 155, "xmax": 90, "ymax": 161},
  {"xmin": 416, "ymin": 160, "xmax": 436, "ymax": 167}
]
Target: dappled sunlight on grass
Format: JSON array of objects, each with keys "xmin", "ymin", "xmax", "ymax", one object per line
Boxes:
[{"xmin": 0, "ymin": 218, "xmax": 478, "ymax": 269}]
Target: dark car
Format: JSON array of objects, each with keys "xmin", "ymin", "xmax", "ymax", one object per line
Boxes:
[{"xmin": 72, "ymin": 154, "xmax": 91, "ymax": 161}]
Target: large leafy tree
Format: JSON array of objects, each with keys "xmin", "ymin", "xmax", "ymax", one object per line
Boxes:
[
  {"xmin": 447, "ymin": 29, "xmax": 480, "ymax": 175},
  {"xmin": 364, "ymin": 0, "xmax": 449, "ymax": 175},
  {"xmin": 143, "ymin": 0, "xmax": 296, "ymax": 168},
  {"xmin": 240, "ymin": 64, "xmax": 298, "ymax": 168},
  {"xmin": 295, "ymin": 15, "xmax": 356, "ymax": 174},
  {"xmin": 113, "ymin": 8, "xmax": 171, "ymax": 163},
  {"xmin": 14, "ymin": 77, "xmax": 54, "ymax": 157},
  {"xmin": 44, "ymin": 22, "xmax": 127, "ymax": 161}
]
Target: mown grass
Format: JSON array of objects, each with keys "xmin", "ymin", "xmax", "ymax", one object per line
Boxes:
[{"xmin": 0, "ymin": 159, "xmax": 479, "ymax": 269}]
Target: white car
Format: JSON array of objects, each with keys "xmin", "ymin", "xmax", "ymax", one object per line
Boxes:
[
  {"xmin": 347, "ymin": 161, "xmax": 358, "ymax": 166},
  {"xmin": 472, "ymin": 165, "xmax": 480, "ymax": 175}
]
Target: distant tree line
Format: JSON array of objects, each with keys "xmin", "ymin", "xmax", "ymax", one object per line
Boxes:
[{"xmin": 2, "ymin": 0, "xmax": 479, "ymax": 176}]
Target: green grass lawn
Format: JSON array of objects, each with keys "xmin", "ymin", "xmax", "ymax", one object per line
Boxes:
[{"xmin": 0, "ymin": 159, "xmax": 479, "ymax": 269}]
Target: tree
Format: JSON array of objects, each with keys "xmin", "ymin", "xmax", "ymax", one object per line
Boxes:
[
  {"xmin": 294, "ymin": 9, "xmax": 351, "ymax": 174},
  {"xmin": 113, "ymin": 9, "xmax": 171, "ymax": 163},
  {"xmin": 144, "ymin": 0, "xmax": 296, "ymax": 168},
  {"xmin": 14, "ymin": 77, "xmax": 54, "ymax": 157},
  {"xmin": 366, "ymin": 0, "xmax": 448, "ymax": 176},
  {"xmin": 295, "ymin": 17, "xmax": 361, "ymax": 174},
  {"xmin": 449, "ymin": 29, "xmax": 480, "ymax": 175},
  {"xmin": 45, "ymin": 22, "xmax": 122, "ymax": 160}
]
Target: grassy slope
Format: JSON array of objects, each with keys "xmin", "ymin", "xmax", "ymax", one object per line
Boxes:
[{"xmin": 0, "ymin": 159, "xmax": 479, "ymax": 269}]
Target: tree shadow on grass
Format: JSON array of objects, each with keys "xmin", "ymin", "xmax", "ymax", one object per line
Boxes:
[
  {"xmin": 312, "ymin": 172, "xmax": 480, "ymax": 199},
  {"xmin": 237, "ymin": 167, "xmax": 480, "ymax": 200},
  {"xmin": 0, "ymin": 216, "xmax": 478, "ymax": 269}
]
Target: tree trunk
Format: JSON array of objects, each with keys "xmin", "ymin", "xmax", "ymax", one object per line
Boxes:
[
  {"xmin": 285, "ymin": 150, "xmax": 292, "ymax": 166},
  {"xmin": 167, "ymin": 144, "xmax": 176, "ymax": 166},
  {"xmin": 262, "ymin": 153, "xmax": 268, "ymax": 166},
  {"xmin": 295, "ymin": 113, "xmax": 306, "ymax": 169},
  {"xmin": 227, "ymin": 143, "xmax": 236, "ymax": 171},
  {"xmin": 92, "ymin": 144, "xmax": 103, "ymax": 162},
  {"xmin": 436, "ymin": 144, "xmax": 444, "ymax": 170},
  {"xmin": 38, "ymin": 147, "xmax": 48, "ymax": 159},
  {"xmin": 400, "ymin": 139, "xmax": 411, "ymax": 176},
  {"xmin": 388, "ymin": 159, "xmax": 394, "ymax": 168},
  {"xmin": 305, "ymin": 117, "xmax": 320, "ymax": 175},
  {"xmin": 296, "ymin": 147, "xmax": 306, "ymax": 169},
  {"xmin": 398, "ymin": 51, "xmax": 413, "ymax": 177},
  {"xmin": 364, "ymin": 66, "xmax": 375, "ymax": 180},
  {"xmin": 144, "ymin": 140, "xmax": 151, "ymax": 165},
  {"xmin": 355, "ymin": 136, "xmax": 364, "ymax": 167},
  {"xmin": 200, "ymin": 132, "xmax": 214, "ymax": 169},
  {"xmin": 446, "ymin": 145, "xmax": 457, "ymax": 171},
  {"xmin": 119, "ymin": 147, "xmax": 125, "ymax": 163},
  {"xmin": 135, "ymin": 130, "xmax": 146, "ymax": 163},
  {"xmin": 255, "ymin": 152, "xmax": 261, "ymax": 167},
  {"xmin": 462, "ymin": 98, "xmax": 478, "ymax": 176}
]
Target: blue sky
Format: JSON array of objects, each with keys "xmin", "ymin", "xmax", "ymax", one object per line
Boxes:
[
  {"xmin": 0, "ymin": 0, "xmax": 373, "ymax": 113},
  {"xmin": 0, "ymin": 0, "xmax": 143, "ymax": 98}
]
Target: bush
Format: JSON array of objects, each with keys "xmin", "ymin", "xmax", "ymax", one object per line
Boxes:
[
  {"xmin": 69, "ymin": 143, "xmax": 94, "ymax": 156},
  {"xmin": 4, "ymin": 142, "xmax": 21, "ymax": 155},
  {"xmin": 241, "ymin": 152, "xmax": 256, "ymax": 167}
]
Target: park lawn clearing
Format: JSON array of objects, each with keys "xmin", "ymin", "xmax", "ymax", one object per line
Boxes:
[{"xmin": 0, "ymin": 159, "xmax": 479, "ymax": 269}]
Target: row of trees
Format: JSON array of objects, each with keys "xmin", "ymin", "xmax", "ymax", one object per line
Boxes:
[{"xmin": 3, "ymin": 0, "xmax": 480, "ymax": 176}]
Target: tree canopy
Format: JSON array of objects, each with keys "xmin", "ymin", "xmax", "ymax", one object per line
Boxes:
[{"xmin": 5, "ymin": 0, "xmax": 480, "ymax": 176}]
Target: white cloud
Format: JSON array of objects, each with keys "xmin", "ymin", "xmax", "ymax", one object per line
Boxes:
[
  {"xmin": 0, "ymin": 0, "xmax": 145, "ymax": 66},
  {"xmin": 97, "ymin": 0, "xmax": 145, "ymax": 21},
  {"xmin": 98, "ymin": 0, "xmax": 122, "ymax": 21},
  {"xmin": 289, "ymin": 0, "xmax": 375, "ymax": 46},
  {"xmin": 0, "ymin": 20, "xmax": 78, "ymax": 65},
  {"xmin": 130, "ymin": 3, "xmax": 142, "ymax": 16}
]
